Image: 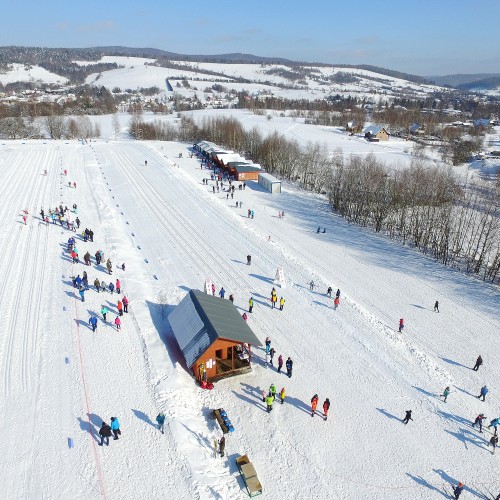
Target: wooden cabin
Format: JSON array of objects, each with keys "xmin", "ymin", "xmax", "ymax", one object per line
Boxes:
[{"xmin": 169, "ymin": 290, "xmax": 262, "ymax": 383}]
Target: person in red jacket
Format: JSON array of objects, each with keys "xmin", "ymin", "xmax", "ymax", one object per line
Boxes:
[
  {"xmin": 117, "ymin": 300, "xmax": 123, "ymax": 316},
  {"xmin": 398, "ymin": 318, "xmax": 404, "ymax": 332},
  {"xmin": 115, "ymin": 279, "xmax": 121, "ymax": 294},
  {"xmin": 323, "ymin": 398, "xmax": 331, "ymax": 421},
  {"xmin": 114, "ymin": 316, "xmax": 121, "ymax": 330},
  {"xmin": 333, "ymin": 296, "xmax": 340, "ymax": 310},
  {"xmin": 311, "ymin": 394, "xmax": 319, "ymax": 417},
  {"xmin": 122, "ymin": 296, "xmax": 129, "ymax": 313}
]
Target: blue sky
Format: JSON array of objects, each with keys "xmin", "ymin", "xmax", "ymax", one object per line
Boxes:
[{"xmin": 1, "ymin": 0, "xmax": 499, "ymax": 76}]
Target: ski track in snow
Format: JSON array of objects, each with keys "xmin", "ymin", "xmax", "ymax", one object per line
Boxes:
[{"xmin": 0, "ymin": 139, "xmax": 498, "ymax": 500}]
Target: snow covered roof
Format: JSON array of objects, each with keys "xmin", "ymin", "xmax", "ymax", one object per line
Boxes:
[
  {"xmin": 168, "ymin": 290, "xmax": 262, "ymax": 368},
  {"xmin": 258, "ymin": 172, "xmax": 281, "ymax": 184},
  {"xmin": 364, "ymin": 125, "xmax": 382, "ymax": 135}
]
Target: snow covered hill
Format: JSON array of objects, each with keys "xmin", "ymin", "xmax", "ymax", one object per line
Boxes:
[{"xmin": 0, "ymin": 138, "xmax": 498, "ymax": 499}]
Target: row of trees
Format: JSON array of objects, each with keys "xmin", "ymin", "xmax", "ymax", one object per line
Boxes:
[
  {"xmin": 327, "ymin": 153, "xmax": 500, "ymax": 282},
  {"xmin": 0, "ymin": 115, "xmax": 101, "ymax": 139},
  {"xmin": 129, "ymin": 113, "xmax": 499, "ymax": 283}
]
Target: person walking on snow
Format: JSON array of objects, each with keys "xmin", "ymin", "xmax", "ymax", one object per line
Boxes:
[
  {"xmin": 248, "ymin": 297, "xmax": 253, "ymax": 313},
  {"xmin": 122, "ymin": 296, "xmax": 129, "ymax": 313},
  {"xmin": 117, "ymin": 300, "xmax": 123, "ymax": 316},
  {"xmin": 108, "ymin": 282, "xmax": 115, "ymax": 294},
  {"xmin": 334, "ymin": 296, "xmax": 340, "ymax": 310},
  {"xmin": 398, "ymin": 318, "xmax": 405, "ymax": 333},
  {"xmin": 323, "ymin": 398, "xmax": 331, "ymax": 421},
  {"xmin": 98, "ymin": 422, "xmax": 112, "ymax": 446},
  {"xmin": 247, "ymin": 255, "xmax": 251, "ymax": 265},
  {"xmin": 336, "ymin": 289, "xmax": 341, "ymax": 299},
  {"xmin": 266, "ymin": 394, "xmax": 274, "ymax": 413},
  {"xmin": 106, "ymin": 259, "xmax": 112, "ymax": 275},
  {"xmin": 279, "ymin": 297, "xmax": 285, "ymax": 311},
  {"xmin": 491, "ymin": 434, "xmax": 499, "ymax": 454},
  {"xmin": 269, "ymin": 383, "xmax": 276, "ymax": 399},
  {"xmin": 88, "ymin": 315, "xmax": 98, "ymax": 332},
  {"xmin": 115, "ymin": 279, "xmax": 121, "ymax": 294},
  {"xmin": 94, "ymin": 278, "xmax": 101, "ymax": 292},
  {"xmin": 403, "ymin": 410, "xmax": 413, "ymax": 424},
  {"xmin": 477, "ymin": 385, "xmax": 489, "ymax": 402},
  {"xmin": 269, "ymin": 347, "xmax": 276, "ymax": 365},
  {"xmin": 277, "ymin": 355, "xmax": 283, "ymax": 373},
  {"xmin": 280, "ymin": 387, "xmax": 286, "ymax": 404},
  {"xmin": 218, "ymin": 435, "xmax": 225, "ymax": 457},
  {"xmin": 286, "ymin": 357, "xmax": 293, "ymax": 378},
  {"xmin": 440, "ymin": 386, "xmax": 450, "ymax": 403},
  {"xmin": 271, "ymin": 290, "xmax": 277, "ymax": 308},
  {"xmin": 110, "ymin": 417, "xmax": 121, "ymax": 440},
  {"xmin": 79, "ymin": 288, "xmax": 85, "ymax": 302},
  {"xmin": 114, "ymin": 316, "xmax": 121, "ymax": 330},
  {"xmin": 472, "ymin": 413, "xmax": 486, "ymax": 433},
  {"xmin": 434, "ymin": 300, "xmax": 439, "ymax": 312},
  {"xmin": 327, "ymin": 287, "xmax": 332, "ymax": 298},
  {"xmin": 156, "ymin": 412, "xmax": 165, "ymax": 434},
  {"xmin": 309, "ymin": 280, "xmax": 315, "ymax": 291},
  {"xmin": 211, "ymin": 284, "xmax": 216, "ymax": 296},
  {"xmin": 473, "ymin": 355, "xmax": 483, "ymax": 371},
  {"xmin": 101, "ymin": 306, "xmax": 108, "ymax": 322},
  {"xmin": 311, "ymin": 394, "xmax": 319, "ymax": 417},
  {"xmin": 219, "ymin": 287, "xmax": 225, "ymax": 299},
  {"xmin": 452, "ymin": 482, "xmax": 464, "ymax": 499}
]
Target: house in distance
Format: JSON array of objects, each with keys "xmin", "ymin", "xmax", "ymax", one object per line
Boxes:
[{"xmin": 169, "ymin": 289, "xmax": 263, "ymax": 384}]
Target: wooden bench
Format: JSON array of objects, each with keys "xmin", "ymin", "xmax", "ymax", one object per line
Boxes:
[{"xmin": 236, "ymin": 454, "xmax": 262, "ymax": 497}]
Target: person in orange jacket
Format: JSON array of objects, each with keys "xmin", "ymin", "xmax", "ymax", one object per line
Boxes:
[
  {"xmin": 323, "ymin": 398, "xmax": 331, "ymax": 421},
  {"xmin": 117, "ymin": 300, "xmax": 123, "ymax": 316},
  {"xmin": 311, "ymin": 394, "xmax": 319, "ymax": 417},
  {"xmin": 334, "ymin": 296, "xmax": 340, "ymax": 310}
]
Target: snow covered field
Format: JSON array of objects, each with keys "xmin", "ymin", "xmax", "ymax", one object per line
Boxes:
[{"xmin": 0, "ymin": 138, "xmax": 498, "ymax": 499}]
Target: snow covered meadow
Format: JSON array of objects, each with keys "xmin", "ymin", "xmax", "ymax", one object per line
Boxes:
[{"xmin": 0, "ymin": 135, "xmax": 498, "ymax": 500}]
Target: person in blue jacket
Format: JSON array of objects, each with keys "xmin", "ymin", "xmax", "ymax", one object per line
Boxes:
[
  {"xmin": 219, "ymin": 287, "xmax": 225, "ymax": 299},
  {"xmin": 110, "ymin": 417, "xmax": 120, "ymax": 440},
  {"xmin": 156, "ymin": 412, "xmax": 165, "ymax": 434},
  {"xmin": 79, "ymin": 288, "xmax": 85, "ymax": 302},
  {"xmin": 89, "ymin": 315, "xmax": 98, "ymax": 332},
  {"xmin": 108, "ymin": 282, "xmax": 115, "ymax": 294},
  {"xmin": 477, "ymin": 385, "xmax": 489, "ymax": 402}
]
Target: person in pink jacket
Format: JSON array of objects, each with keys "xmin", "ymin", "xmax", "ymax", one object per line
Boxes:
[
  {"xmin": 122, "ymin": 296, "xmax": 129, "ymax": 313},
  {"xmin": 115, "ymin": 279, "xmax": 121, "ymax": 294},
  {"xmin": 114, "ymin": 316, "xmax": 121, "ymax": 330}
]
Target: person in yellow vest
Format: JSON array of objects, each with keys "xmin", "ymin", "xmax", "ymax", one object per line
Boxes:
[
  {"xmin": 249, "ymin": 297, "xmax": 253, "ymax": 313},
  {"xmin": 271, "ymin": 291, "xmax": 277, "ymax": 309},
  {"xmin": 280, "ymin": 387, "xmax": 286, "ymax": 404},
  {"xmin": 279, "ymin": 297, "xmax": 285, "ymax": 311}
]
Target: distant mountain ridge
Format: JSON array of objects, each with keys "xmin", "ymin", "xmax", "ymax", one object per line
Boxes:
[
  {"xmin": 429, "ymin": 73, "xmax": 500, "ymax": 88},
  {"xmin": 0, "ymin": 45, "xmax": 431, "ymax": 86}
]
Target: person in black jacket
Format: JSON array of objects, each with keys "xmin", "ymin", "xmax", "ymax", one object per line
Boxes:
[
  {"xmin": 402, "ymin": 410, "xmax": 413, "ymax": 425},
  {"xmin": 99, "ymin": 421, "xmax": 112, "ymax": 446},
  {"xmin": 473, "ymin": 355, "xmax": 483, "ymax": 371},
  {"xmin": 286, "ymin": 357, "xmax": 293, "ymax": 378},
  {"xmin": 219, "ymin": 435, "xmax": 225, "ymax": 457}
]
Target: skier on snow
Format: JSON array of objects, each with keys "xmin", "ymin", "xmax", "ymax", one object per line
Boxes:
[{"xmin": 472, "ymin": 413, "xmax": 486, "ymax": 433}]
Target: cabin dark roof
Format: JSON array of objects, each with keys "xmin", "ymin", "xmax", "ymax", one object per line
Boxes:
[{"xmin": 168, "ymin": 289, "xmax": 262, "ymax": 368}]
